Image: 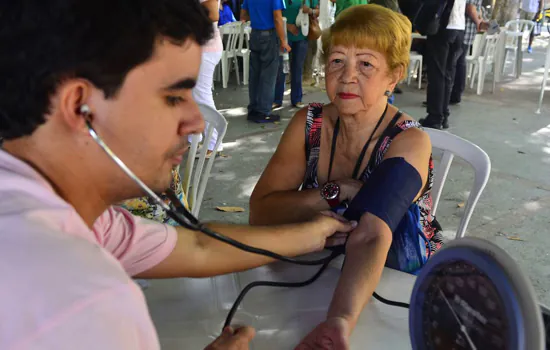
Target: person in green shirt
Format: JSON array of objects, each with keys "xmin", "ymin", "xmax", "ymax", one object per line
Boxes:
[
  {"xmin": 331, "ymin": 0, "xmax": 368, "ymax": 18},
  {"xmin": 274, "ymin": 0, "xmax": 314, "ymax": 108}
]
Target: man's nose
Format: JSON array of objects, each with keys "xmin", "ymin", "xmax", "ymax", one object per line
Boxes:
[{"xmin": 179, "ymin": 100, "xmax": 205, "ymax": 137}]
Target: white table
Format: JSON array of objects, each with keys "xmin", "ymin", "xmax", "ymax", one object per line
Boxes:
[{"xmin": 144, "ymin": 255, "xmax": 416, "ymax": 349}]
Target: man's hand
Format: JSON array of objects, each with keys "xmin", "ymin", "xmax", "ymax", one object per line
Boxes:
[
  {"xmin": 334, "ymin": 179, "xmax": 363, "ymax": 202},
  {"xmin": 287, "ymin": 23, "xmax": 300, "ymax": 36},
  {"xmin": 205, "ymin": 326, "xmax": 256, "ymax": 350},
  {"xmin": 478, "ymin": 21, "xmax": 489, "ymax": 32},
  {"xmin": 294, "ymin": 317, "xmax": 350, "ymax": 350},
  {"xmin": 308, "ymin": 212, "xmax": 357, "ymax": 250},
  {"xmin": 281, "ymin": 41, "xmax": 292, "ymax": 53}
]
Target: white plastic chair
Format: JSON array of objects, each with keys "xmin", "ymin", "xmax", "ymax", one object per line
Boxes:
[
  {"xmin": 502, "ymin": 20, "xmax": 535, "ymax": 77},
  {"xmin": 536, "ymin": 37, "xmax": 550, "ymax": 114},
  {"xmin": 465, "ymin": 33, "xmax": 486, "ymax": 84},
  {"xmin": 218, "ymin": 22, "xmax": 243, "ymax": 89},
  {"xmin": 235, "ymin": 22, "xmax": 250, "ymax": 85},
  {"xmin": 425, "ymin": 129, "xmax": 491, "ymax": 239},
  {"xmin": 408, "ymin": 51, "xmax": 422, "ymax": 89},
  {"xmin": 182, "ymin": 104, "xmax": 228, "ymax": 217},
  {"xmin": 469, "ymin": 34, "xmax": 499, "ymax": 95}
]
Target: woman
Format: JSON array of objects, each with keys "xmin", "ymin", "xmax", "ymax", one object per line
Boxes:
[
  {"xmin": 250, "ymin": 5, "xmax": 443, "ymax": 347},
  {"xmin": 190, "ymin": 0, "xmax": 224, "ymax": 158},
  {"xmin": 273, "ymin": 0, "xmax": 314, "ymax": 109}
]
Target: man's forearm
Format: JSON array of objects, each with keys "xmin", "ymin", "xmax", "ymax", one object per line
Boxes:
[
  {"xmin": 202, "ymin": 0, "xmax": 220, "ymax": 22},
  {"xmin": 179, "ymin": 221, "xmax": 322, "ymax": 277},
  {"xmin": 250, "ymin": 188, "xmax": 330, "ymax": 225},
  {"xmin": 326, "ymin": 227, "xmax": 392, "ymax": 329},
  {"xmin": 466, "ymin": 4, "xmax": 481, "ymax": 27},
  {"xmin": 274, "ymin": 14, "xmax": 286, "ymax": 46}
]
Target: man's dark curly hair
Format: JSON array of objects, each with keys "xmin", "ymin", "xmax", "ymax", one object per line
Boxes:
[{"xmin": 0, "ymin": 0, "xmax": 214, "ymax": 140}]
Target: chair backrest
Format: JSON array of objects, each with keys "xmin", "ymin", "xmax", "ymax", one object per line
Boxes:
[
  {"xmin": 219, "ymin": 21, "xmax": 242, "ymax": 55},
  {"xmin": 237, "ymin": 22, "xmax": 250, "ymax": 52},
  {"xmin": 182, "ymin": 104, "xmax": 228, "ymax": 217},
  {"xmin": 424, "ymin": 129, "xmax": 491, "ymax": 239},
  {"xmin": 504, "ymin": 19, "xmax": 536, "ymax": 47},
  {"xmin": 482, "ymin": 34, "xmax": 499, "ymax": 63},
  {"xmin": 470, "ymin": 32, "xmax": 487, "ymax": 59},
  {"xmin": 505, "ymin": 19, "xmax": 536, "ymax": 33}
]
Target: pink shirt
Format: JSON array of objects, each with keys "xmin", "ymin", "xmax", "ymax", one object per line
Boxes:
[
  {"xmin": 0, "ymin": 149, "xmax": 177, "ymax": 349},
  {"xmin": 201, "ymin": 0, "xmax": 224, "ymax": 52}
]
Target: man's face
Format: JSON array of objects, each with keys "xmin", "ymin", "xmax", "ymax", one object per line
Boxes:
[{"xmin": 88, "ymin": 39, "xmax": 204, "ymax": 195}]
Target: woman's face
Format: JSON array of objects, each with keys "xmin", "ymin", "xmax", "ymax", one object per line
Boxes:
[{"xmin": 325, "ymin": 45, "xmax": 400, "ymax": 116}]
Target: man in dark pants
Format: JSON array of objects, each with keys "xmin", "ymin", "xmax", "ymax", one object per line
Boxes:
[
  {"xmin": 420, "ymin": 0, "xmax": 466, "ymax": 130},
  {"xmin": 450, "ymin": 0, "xmax": 485, "ymax": 104},
  {"xmin": 241, "ymin": 0, "xmax": 291, "ymax": 123}
]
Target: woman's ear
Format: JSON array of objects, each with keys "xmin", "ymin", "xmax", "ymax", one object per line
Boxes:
[{"xmin": 389, "ymin": 65, "xmax": 405, "ymax": 91}]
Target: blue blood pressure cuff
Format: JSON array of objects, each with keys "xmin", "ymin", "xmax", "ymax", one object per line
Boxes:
[{"xmin": 343, "ymin": 157, "xmax": 423, "ymax": 232}]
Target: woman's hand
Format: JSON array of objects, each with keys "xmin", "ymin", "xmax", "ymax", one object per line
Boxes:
[
  {"xmin": 287, "ymin": 23, "xmax": 300, "ymax": 36},
  {"xmin": 294, "ymin": 317, "xmax": 350, "ymax": 350},
  {"xmin": 302, "ymin": 5, "xmax": 312, "ymax": 14},
  {"xmin": 334, "ymin": 179, "xmax": 363, "ymax": 202}
]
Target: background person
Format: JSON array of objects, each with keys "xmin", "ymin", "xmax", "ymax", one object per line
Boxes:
[
  {"xmin": 241, "ymin": 0, "xmax": 291, "ymax": 123},
  {"xmin": 274, "ymin": 0, "xmax": 315, "ymax": 109},
  {"xmin": 520, "ymin": 0, "xmax": 543, "ymax": 53}
]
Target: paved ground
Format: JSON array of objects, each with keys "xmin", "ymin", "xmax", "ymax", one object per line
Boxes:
[{"xmin": 195, "ymin": 35, "xmax": 550, "ymax": 306}]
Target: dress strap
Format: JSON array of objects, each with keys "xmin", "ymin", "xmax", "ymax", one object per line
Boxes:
[
  {"xmin": 364, "ymin": 110, "xmax": 404, "ymax": 173},
  {"xmin": 304, "ymin": 103, "xmax": 324, "ymax": 163}
]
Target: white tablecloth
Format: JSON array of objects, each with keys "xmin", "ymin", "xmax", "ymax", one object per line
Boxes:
[{"xmin": 144, "ymin": 255, "xmax": 416, "ymax": 349}]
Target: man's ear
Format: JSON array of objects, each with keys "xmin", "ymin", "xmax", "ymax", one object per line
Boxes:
[{"xmin": 56, "ymin": 79, "xmax": 93, "ymax": 133}]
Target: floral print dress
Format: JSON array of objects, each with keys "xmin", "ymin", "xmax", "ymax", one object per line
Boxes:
[{"xmin": 119, "ymin": 165, "xmax": 189, "ymax": 226}]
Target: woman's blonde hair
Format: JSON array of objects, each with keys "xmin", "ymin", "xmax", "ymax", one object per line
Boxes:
[{"xmin": 322, "ymin": 4, "xmax": 412, "ymax": 79}]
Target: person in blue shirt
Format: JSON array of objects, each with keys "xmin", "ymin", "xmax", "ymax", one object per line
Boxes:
[
  {"xmin": 273, "ymin": 0, "xmax": 315, "ymax": 109},
  {"xmin": 219, "ymin": 0, "xmax": 236, "ymax": 26},
  {"xmin": 241, "ymin": 0, "xmax": 290, "ymax": 123}
]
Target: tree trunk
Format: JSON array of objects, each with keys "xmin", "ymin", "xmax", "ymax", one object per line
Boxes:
[{"xmin": 492, "ymin": 0, "xmax": 520, "ymax": 25}]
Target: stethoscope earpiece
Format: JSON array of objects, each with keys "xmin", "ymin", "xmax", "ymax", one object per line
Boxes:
[{"xmin": 80, "ymin": 104, "xmax": 91, "ymax": 116}]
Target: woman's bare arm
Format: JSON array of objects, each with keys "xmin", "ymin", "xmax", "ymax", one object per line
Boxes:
[
  {"xmin": 326, "ymin": 128, "xmax": 432, "ymax": 330},
  {"xmin": 202, "ymin": 0, "xmax": 220, "ymax": 22},
  {"xmin": 249, "ymin": 108, "xmax": 331, "ymax": 225}
]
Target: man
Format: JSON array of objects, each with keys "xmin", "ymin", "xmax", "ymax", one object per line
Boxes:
[
  {"xmin": 330, "ymin": 0, "xmax": 368, "ymax": 18},
  {"xmin": 520, "ymin": 0, "xmax": 543, "ymax": 53},
  {"xmin": 241, "ymin": 0, "xmax": 291, "ymax": 123},
  {"xmin": 420, "ymin": 0, "xmax": 467, "ymax": 130},
  {"xmin": 0, "ymin": 1, "xmax": 354, "ymax": 349},
  {"xmin": 450, "ymin": 0, "xmax": 488, "ymax": 104}
]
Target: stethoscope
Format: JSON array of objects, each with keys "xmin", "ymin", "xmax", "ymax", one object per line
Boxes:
[{"xmin": 82, "ymin": 104, "xmax": 408, "ymax": 333}]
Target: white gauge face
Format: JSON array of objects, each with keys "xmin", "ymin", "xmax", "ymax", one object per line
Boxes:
[{"xmin": 420, "ymin": 260, "xmax": 510, "ymax": 350}]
